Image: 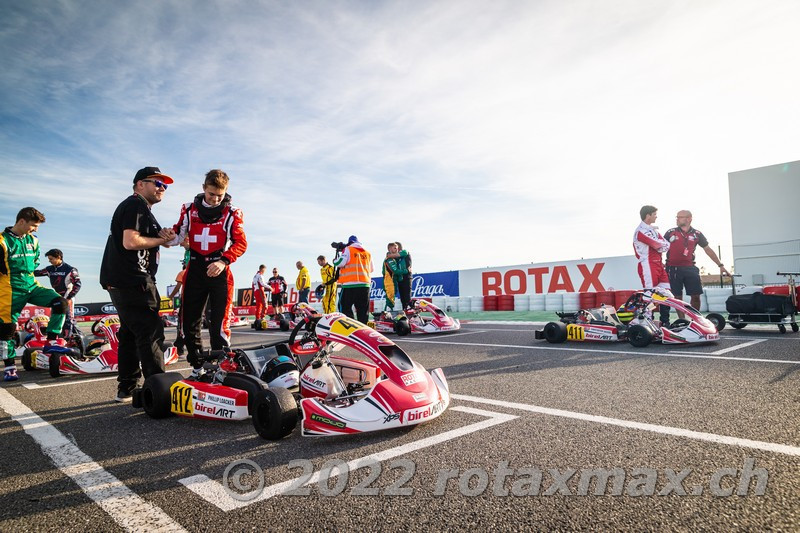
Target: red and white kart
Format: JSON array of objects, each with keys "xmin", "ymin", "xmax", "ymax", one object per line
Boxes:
[
  {"xmin": 535, "ymin": 289, "xmax": 721, "ymax": 347},
  {"xmin": 25, "ymin": 316, "xmax": 180, "ymax": 377},
  {"xmin": 372, "ymin": 299, "xmax": 461, "ymax": 336},
  {"xmin": 252, "ymin": 312, "xmax": 292, "ymax": 331},
  {"xmin": 229, "ymin": 312, "xmax": 250, "ymax": 328},
  {"xmin": 133, "ymin": 312, "xmax": 450, "ymax": 440},
  {"xmin": 20, "ymin": 315, "xmax": 105, "ymax": 371}
]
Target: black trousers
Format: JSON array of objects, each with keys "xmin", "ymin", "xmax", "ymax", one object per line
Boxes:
[
  {"xmin": 108, "ymin": 282, "xmax": 165, "ymax": 393},
  {"xmin": 397, "ymin": 275, "xmax": 412, "ymax": 310},
  {"xmin": 339, "ymin": 286, "xmax": 370, "ymax": 324},
  {"xmin": 182, "ymin": 266, "xmax": 234, "ymax": 368}
]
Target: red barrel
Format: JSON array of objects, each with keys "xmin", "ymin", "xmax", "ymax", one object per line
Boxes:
[
  {"xmin": 614, "ymin": 290, "xmax": 636, "ymax": 309},
  {"xmin": 595, "ymin": 291, "xmax": 616, "ymax": 307},
  {"xmin": 484, "ymin": 295, "xmax": 499, "ymax": 311},
  {"xmin": 498, "ymin": 295, "xmax": 515, "ymax": 311},
  {"xmin": 578, "ymin": 292, "xmax": 596, "ymax": 310}
]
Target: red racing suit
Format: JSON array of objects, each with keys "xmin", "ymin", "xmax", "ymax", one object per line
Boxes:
[
  {"xmin": 632, "ymin": 221, "xmax": 670, "ymax": 289},
  {"xmin": 172, "ymin": 193, "xmax": 247, "ymax": 367},
  {"xmin": 251, "ymin": 271, "xmax": 269, "ymax": 320}
]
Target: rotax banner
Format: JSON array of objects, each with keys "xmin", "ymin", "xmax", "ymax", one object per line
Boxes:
[{"xmin": 458, "ymin": 255, "xmax": 640, "ymax": 296}]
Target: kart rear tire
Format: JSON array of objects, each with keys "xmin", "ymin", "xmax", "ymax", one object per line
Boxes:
[
  {"xmin": 394, "ymin": 318, "xmax": 411, "ymax": 336},
  {"xmin": 254, "ymin": 320, "xmax": 263, "ymax": 331},
  {"xmin": 730, "ymin": 322, "xmax": 747, "ymax": 330},
  {"xmin": 141, "ymin": 372, "xmax": 185, "ymax": 419},
  {"xmin": 628, "ymin": 325, "xmax": 653, "ymax": 348},
  {"xmin": 222, "ymin": 373, "xmax": 269, "ymax": 415},
  {"xmin": 543, "ymin": 321, "xmax": 567, "ymax": 343},
  {"xmin": 706, "ymin": 313, "xmax": 726, "ymax": 332},
  {"xmin": 48, "ymin": 353, "xmax": 62, "ymax": 378},
  {"xmin": 252, "ymin": 387, "xmax": 298, "ymax": 440},
  {"xmin": 22, "ymin": 348, "xmax": 37, "ymax": 371}
]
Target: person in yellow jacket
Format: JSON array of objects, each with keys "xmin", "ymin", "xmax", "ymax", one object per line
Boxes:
[
  {"xmin": 316, "ymin": 255, "xmax": 337, "ymax": 313},
  {"xmin": 332, "ymin": 236, "xmax": 373, "ymax": 323},
  {"xmin": 295, "ymin": 260, "xmax": 311, "ymax": 303}
]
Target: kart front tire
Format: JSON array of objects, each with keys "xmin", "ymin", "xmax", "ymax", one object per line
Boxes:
[
  {"xmin": 48, "ymin": 353, "xmax": 62, "ymax": 377},
  {"xmin": 706, "ymin": 313, "xmax": 726, "ymax": 332},
  {"xmin": 22, "ymin": 348, "xmax": 37, "ymax": 371},
  {"xmin": 628, "ymin": 325, "xmax": 653, "ymax": 348},
  {"xmin": 141, "ymin": 372, "xmax": 184, "ymax": 419},
  {"xmin": 252, "ymin": 387, "xmax": 298, "ymax": 440},
  {"xmin": 279, "ymin": 319, "xmax": 290, "ymax": 332},
  {"xmin": 543, "ymin": 321, "xmax": 567, "ymax": 343},
  {"xmin": 222, "ymin": 373, "xmax": 268, "ymax": 415},
  {"xmin": 394, "ymin": 318, "xmax": 411, "ymax": 336}
]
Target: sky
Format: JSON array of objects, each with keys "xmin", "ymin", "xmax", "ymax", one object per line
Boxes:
[{"xmin": 1, "ymin": 0, "xmax": 799, "ymax": 303}]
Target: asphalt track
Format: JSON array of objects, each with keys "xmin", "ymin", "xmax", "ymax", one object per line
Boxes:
[{"xmin": 1, "ymin": 322, "xmax": 799, "ymax": 531}]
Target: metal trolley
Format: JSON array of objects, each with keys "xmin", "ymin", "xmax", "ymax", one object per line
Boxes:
[{"xmin": 725, "ymin": 271, "xmax": 799, "ymax": 334}]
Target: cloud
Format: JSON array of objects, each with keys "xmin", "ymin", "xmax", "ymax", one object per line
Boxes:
[{"xmin": 2, "ymin": 0, "xmax": 799, "ymax": 302}]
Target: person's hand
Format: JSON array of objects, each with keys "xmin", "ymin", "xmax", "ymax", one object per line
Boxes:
[
  {"xmin": 207, "ymin": 260, "xmax": 226, "ymax": 277},
  {"xmin": 159, "ymin": 228, "xmax": 177, "ymax": 246},
  {"xmin": 720, "ymin": 265, "xmax": 731, "ymax": 277}
]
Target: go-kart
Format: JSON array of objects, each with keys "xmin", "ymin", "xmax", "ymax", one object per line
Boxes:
[
  {"xmin": 252, "ymin": 312, "xmax": 292, "ymax": 331},
  {"xmin": 535, "ymin": 289, "xmax": 722, "ymax": 347},
  {"xmin": 20, "ymin": 315, "xmax": 105, "ymax": 371},
  {"xmin": 229, "ymin": 314, "xmax": 250, "ymax": 328},
  {"xmin": 24, "ymin": 316, "xmax": 180, "ymax": 377},
  {"xmin": 371, "ymin": 298, "xmax": 461, "ymax": 336},
  {"xmin": 133, "ymin": 311, "xmax": 450, "ymax": 440}
]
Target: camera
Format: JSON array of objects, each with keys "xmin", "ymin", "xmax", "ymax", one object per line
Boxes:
[{"xmin": 331, "ymin": 241, "xmax": 348, "ymax": 252}]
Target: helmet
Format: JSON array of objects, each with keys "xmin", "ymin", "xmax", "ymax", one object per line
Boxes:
[
  {"xmin": 314, "ymin": 285, "xmax": 325, "ymax": 299},
  {"xmin": 261, "ymin": 355, "xmax": 300, "ymax": 388}
]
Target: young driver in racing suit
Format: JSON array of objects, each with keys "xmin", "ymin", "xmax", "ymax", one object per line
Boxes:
[
  {"xmin": 168, "ymin": 170, "xmax": 247, "ymax": 376},
  {"xmin": 252, "ymin": 265, "xmax": 270, "ymax": 321},
  {"xmin": 1, "ymin": 208, "xmax": 67, "ymax": 381},
  {"xmin": 34, "ymin": 248, "xmax": 82, "ymax": 338},
  {"xmin": 632, "ymin": 205, "xmax": 671, "ymax": 325}
]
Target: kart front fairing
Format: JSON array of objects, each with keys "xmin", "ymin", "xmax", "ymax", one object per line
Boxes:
[{"xmin": 299, "ymin": 313, "xmax": 450, "ymax": 436}]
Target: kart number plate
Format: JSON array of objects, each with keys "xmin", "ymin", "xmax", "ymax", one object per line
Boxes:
[
  {"xmin": 170, "ymin": 382, "xmax": 194, "ymax": 415},
  {"xmin": 566, "ymin": 324, "xmax": 585, "ymax": 341}
]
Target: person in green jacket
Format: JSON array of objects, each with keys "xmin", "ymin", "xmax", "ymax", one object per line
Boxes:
[{"xmin": 1, "ymin": 207, "xmax": 67, "ymax": 381}]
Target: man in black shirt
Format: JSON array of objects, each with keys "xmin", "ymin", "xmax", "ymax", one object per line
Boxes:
[{"xmin": 99, "ymin": 167, "xmax": 176, "ymax": 402}]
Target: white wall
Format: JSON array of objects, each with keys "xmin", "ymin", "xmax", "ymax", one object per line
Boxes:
[{"xmin": 728, "ymin": 160, "xmax": 800, "ymax": 285}]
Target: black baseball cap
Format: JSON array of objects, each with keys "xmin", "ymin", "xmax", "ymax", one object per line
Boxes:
[{"xmin": 133, "ymin": 167, "xmax": 174, "ymax": 185}]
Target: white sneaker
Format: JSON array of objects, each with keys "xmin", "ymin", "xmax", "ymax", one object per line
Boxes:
[{"xmin": 189, "ymin": 367, "xmax": 206, "ymax": 380}]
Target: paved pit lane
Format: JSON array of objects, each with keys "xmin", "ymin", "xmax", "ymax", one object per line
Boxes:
[{"xmin": 1, "ymin": 324, "xmax": 798, "ymax": 531}]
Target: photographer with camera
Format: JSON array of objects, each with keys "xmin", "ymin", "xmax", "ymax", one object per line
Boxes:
[{"xmin": 331, "ymin": 236, "xmax": 373, "ymax": 323}]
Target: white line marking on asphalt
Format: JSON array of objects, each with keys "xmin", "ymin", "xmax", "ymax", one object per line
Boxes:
[
  {"xmin": 0, "ymin": 388, "xmax": 185, "ymax": 532},
  {"xmin": 670, "ymin": 338, "xmax": 768, "ymax": 356},
  {"xmin": 399, "ymin": 338, "xmax": 800, "ymax": 365},
  {"xmin": 21, "ymin": 366, "xmax": 193, "ymax": 389},
  {"xmin": 453, "ymin": 394, "xmax": 800, "ymax": 457},
  {"xmin": 179, "ymin": 405, "xmax": 517, "ymax": 512},
  {"xmin": 406, "ymin": 330, "xmax": 486, "ymax": 340}
]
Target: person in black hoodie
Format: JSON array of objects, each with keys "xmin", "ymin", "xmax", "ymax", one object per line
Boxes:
[{"xmin": 168, "ymin": 170, "xmax": 247, "ymax": 377}]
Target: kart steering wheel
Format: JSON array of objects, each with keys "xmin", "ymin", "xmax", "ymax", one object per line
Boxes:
[
  {"xmin": 91, "ymin": 320, "xmax": 105, "ymax": 336},
  {"xmin": 24, "ymin": 319, "xmax": 35, "ymax": 333},
  {"xmin": 288, "ymin": 316, "xmax": 323, "ymax": 351}
]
